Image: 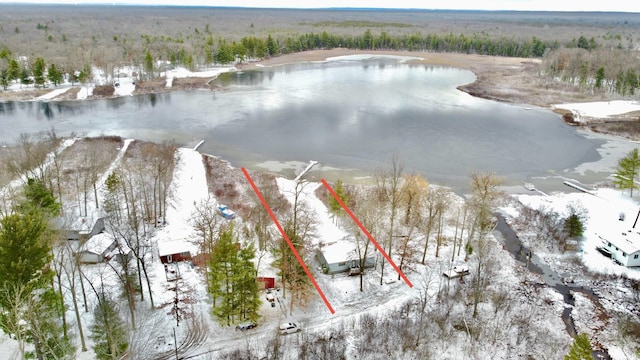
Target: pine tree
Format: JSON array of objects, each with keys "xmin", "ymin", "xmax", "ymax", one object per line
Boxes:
[
  {"xmin": 235, "ymin": 243, "xmax": 261, "ymax": 322},
  {"xmin": 0, "ymin": 69, "xmax": 8, "ymax": 90},
  {"xmin": 595, "ymin": 67, "xmax": 605, "ymax": 89},
  {"xmin": 20, "ymin": 67, "xmax": 31, "ymax": 87},
  {"xmin": 90, "ymin": 293, "xmax": 129, "ymax": 360},
  {"xmin": 79, "ymin": 63, "xmax": 92, "ymax": 84},
  {"xmin": 208, "ymin": 225, "xmax": 260, "ymax": 326},
  {"xmin": 565, "ymin": 333, "xmax": 593, "ymax": 360},
  {"xmin": 23, "ymin": 178, "xmax": 61, "ymax": 216},
  {"xmin": 614, "ymin": 148, "xmax": 640, "ymax": 197},
  {"xmin": 271, "ymin": 223, "xmax": 310, "ymax": 315},
  {"xmin": 328, "ymin": 179, "xmax": 349, "ymax": 220},
  {"xmin": 144, "ymin": 50, "xmax": 154, "ymax": 79},
  {"xmin": 0, "ymin": 212, "xmax": 52, "ymax": 289},
  {"xmin": 26, "ymin": 288, "xmax": 74, "ymax": 360},
  {"xmin": 32, "ymin": 57, "xmax": 46, "ymax": 88},
  {"xmin": 0, "ymin": 184, "xmax": 71, "ymax": 359},
  {"xmin": 47, "ymin": 63, "xmax": 63, "ymax": 87},
  {"xmin": 7, "ymin": 59, "xmax": 20, "ymax": 83},
  {"xmin": 266, "ymin": 34, "xmax": 277, "ymax": 56},
  {"xmin": 564, "ymin": 214, "xmax": 585, "ymax": 238}
]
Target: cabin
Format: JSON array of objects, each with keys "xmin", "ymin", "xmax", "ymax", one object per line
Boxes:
[
  {"xmin": 599, "ymin": 228, "xmax": 640, "ymax": 267},
  {"xmin": 58, "ymin": 217, "xmax": 106, "ymax": 242},
  {"xmin": 158, "ymin": 239, "xmax": 194, "ymax": 264},
  {"xmin": 316, "ymin": 241, "xmax": 375, "ymax": 275},
  {"xmin": 257, "ymin": 277, "xmax": 276, "ymax": 290},
  {"xmin": 77, "ymin": 232, "xmax": 117, "ymax": 264}
]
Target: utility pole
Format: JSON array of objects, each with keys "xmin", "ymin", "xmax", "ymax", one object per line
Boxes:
[
  {"xmin": 173, "ymin": 328, "xmax": 178, "ymax": 360},
  {"xmin": 174, "ymin": 281, "xmax": 180, "ymax": 327}
]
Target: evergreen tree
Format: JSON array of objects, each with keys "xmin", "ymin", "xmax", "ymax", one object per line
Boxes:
[
  {"xmin": 79, "ymin": 63, "xmax": 92, "ymax": 84},
  {"xmin": 595, "ymin": 67, "xmax": 605, "ymax": 89},
  {"xmin": 0, "ymin": 196, "xmax": 72, "ymax": 358},
  {"xmin": 7, "ymin": 59, "xmax": 20, "ymax": 83},
  {"xmin": 0, "ymin": 69, "xmax": 8, "ymax": 90},
  {"xmin": 0, "ymin": 46, "xmax": 10, "ymax": 60},
  {"xmin": 614, "ymin": 148, "xmax": 640, "ymax": 197},
  {"xmin": 328, "ymin": 179, "xmax": 350, "ymax": 221},
  {"xmin": 144, "ymin": 50, "xmax": 154, "ymax": 79},
  {"xmin": 26, "ymin": 288, "xmax": 74, "ymax": 360},
  {"xmin": 23, "ymin": 178, "xmax": 61, "ymax": 216},
  {"xmin": 266, "ymin": 34, "xmax": 277, "ymax": 56},
  {"xmin": 20, "ymin": 67, "xmax": 32, "ymax": 87},
  {"xmin": 47, "ymin": 63, "xmax": 63, "ymax": 87},
  {"xmin": 0, "ymin": 212, "xmax": 52, "ymax": 289},
  {"xmin": 215, "ymin": 41, "xmax": 235, "ymax": 64},
  {"xmin": 565, "ymin": 333, "xmax": 593, "ymax": 360},
  {"xmin": 235, "ymin": 243, "xmax": 261, "ymax": 322},
  {"xmin": 32, "ymin": 57, "xmax": 46, "ymax": 88},
  {"xmin": 271, "ymin": 223, "xmax": 310, "ymax": 315},
  {"xmin": 208, "ymin": 225, "xmax": 260, "ymax": 326},
  {"xmin": 90, "ymin": 293, "xmax": 129, "ymax": 360},
  {"xmin": 564, "ymin": 214, "xmax": 585, "ymax": 238}
]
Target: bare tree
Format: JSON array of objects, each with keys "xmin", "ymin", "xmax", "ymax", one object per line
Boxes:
[
  {"xmin": 190, "ymin": 195, "xmax": 222, "ymax": 284},
  {"xmin": 468, "ymin": 171, "xmax": 503, "ymax": 318},
  {"xmin": 347, "ymin": 187, "xmax": 384, "ymax": 291},
  {"xmin": 374, "ymin": 156, "xmax": 404, "ymax": 285},
  {"xmin": 420, "ymin": 186, "xmax": 448, "ymax": 264},
  {"xmin": 272, "ymin": 178, "xmax": 316, "ymax": 314},
  {"xmin": 3, "ymin": 133, "xmax": 59, "ymax": 186},
  {"xmin": 56, "ymin": 236, "xmax": 89, "ymax": 352}
]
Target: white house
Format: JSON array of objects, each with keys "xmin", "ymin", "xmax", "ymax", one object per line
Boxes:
[
  {"xmin": 77, "ymin": 232, "xmax": 118, "ymax": 264},
  {"xmin": 316, "ymin": 240, "xmax": 375, "ymax": 275},
  {"xmin": 599, "ymin": 228, "xmax": 640, "ymax": 267}
]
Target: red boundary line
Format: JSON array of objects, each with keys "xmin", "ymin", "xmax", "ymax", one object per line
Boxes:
[
  {"xmin": 242, "ymin": 168, "xmax": 335, "ymax": 314},
  {"xmin": 321, "ymin": 179, "xmax": 413, "ymax": 288}
]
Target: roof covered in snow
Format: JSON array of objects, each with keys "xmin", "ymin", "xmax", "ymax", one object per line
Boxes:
[
  {"xmin": 158, "ymin": 239, "xmax": 198, "ymax": 257},
  {"xmin": 318, "ymin": 240, "xmax": 359, "ymax": 264},
  {"xmin": 81, "ymin": 232, "xmax": 115, "ymax": 255},
  {"xmin": 600, "ymin": 227, "xmax": 640, "ymax": 255}
]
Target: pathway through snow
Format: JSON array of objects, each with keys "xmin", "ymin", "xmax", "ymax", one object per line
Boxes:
[{"xmin": 154, "ymin": 147, "xmax": 209, "ymax": 257}]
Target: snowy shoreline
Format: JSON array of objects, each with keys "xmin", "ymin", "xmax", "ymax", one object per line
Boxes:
[{"xmin": 4, "ymin": 54, "xmax": 640, "ymax": 126}]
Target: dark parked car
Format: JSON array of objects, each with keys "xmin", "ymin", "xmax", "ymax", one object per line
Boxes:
[{"xmin": 235, "ymin": 322, "xmax": 257, "ymax": 331}]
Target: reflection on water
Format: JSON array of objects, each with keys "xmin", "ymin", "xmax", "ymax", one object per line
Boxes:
[
  {"xmin": 41, "ymin": 102, "xmax": 54, "ymax": 119},
  {"xmin": 0, "ymin": 58, "xmax": 604, "ymax": 192}
]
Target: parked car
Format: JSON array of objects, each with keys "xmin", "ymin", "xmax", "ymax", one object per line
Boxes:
[
  {"xmin": 443, "ymin": 265, "xmax": 470, "ymax": 278},
  {"xmin": 279, "ymin": 322, "xmax": 301, "ymax": 335},
  {"xmin": 266, "ymin": 292, "xmax": 275, "ymax": 302},
  {"xmin": 235, "ymin": 322, "xmax": 257, "ymax": 331},
  {"xmin": 218, "ymin": 205, "xmax": 236, "ymax": 220}
]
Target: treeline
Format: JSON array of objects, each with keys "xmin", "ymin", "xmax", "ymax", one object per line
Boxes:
[
  {"xmin": 5, "ymin": 27, "xmax": 640, "ymax": 98},
  {"xmin": 0, "ymin": 29, "xmax": 573, "ymax": 90},
  {"xmin": 250, "ymin": 30, "xmax": 556, "ymax": 58},
  {"xmin": 543, "ymin": 46, "xmax": 640, "ymax": 96}
]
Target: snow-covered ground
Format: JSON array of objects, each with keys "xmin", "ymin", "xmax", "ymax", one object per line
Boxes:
[
  {"xmin": 2, "ymin": 137, "xmax": 639, "ymax": 358},
  {"xmin": 514, "ymin": 188, "xmax": 640, "ymax": 280},
  {"xmin": 553, "ymin": 100, "xmax": 640, "ymax": 122}
]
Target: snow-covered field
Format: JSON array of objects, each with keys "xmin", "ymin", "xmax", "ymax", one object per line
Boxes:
[
  {"xmin": 1, "ymin": 134, "xmax": 640, "ymax": 358},
  {"xmin": 553, "ymin": 100, "xmax": 640, "ymax": 122}
]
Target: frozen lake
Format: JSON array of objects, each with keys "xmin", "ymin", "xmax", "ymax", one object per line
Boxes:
[{"xmin": 0, "ymin": 57, "xmax": 606, "ymax": 192}]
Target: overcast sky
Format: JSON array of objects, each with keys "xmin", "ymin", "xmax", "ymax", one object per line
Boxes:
[{"xmin": 0, "ymin": 0, "xmax": 638, "ymax": 13}]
